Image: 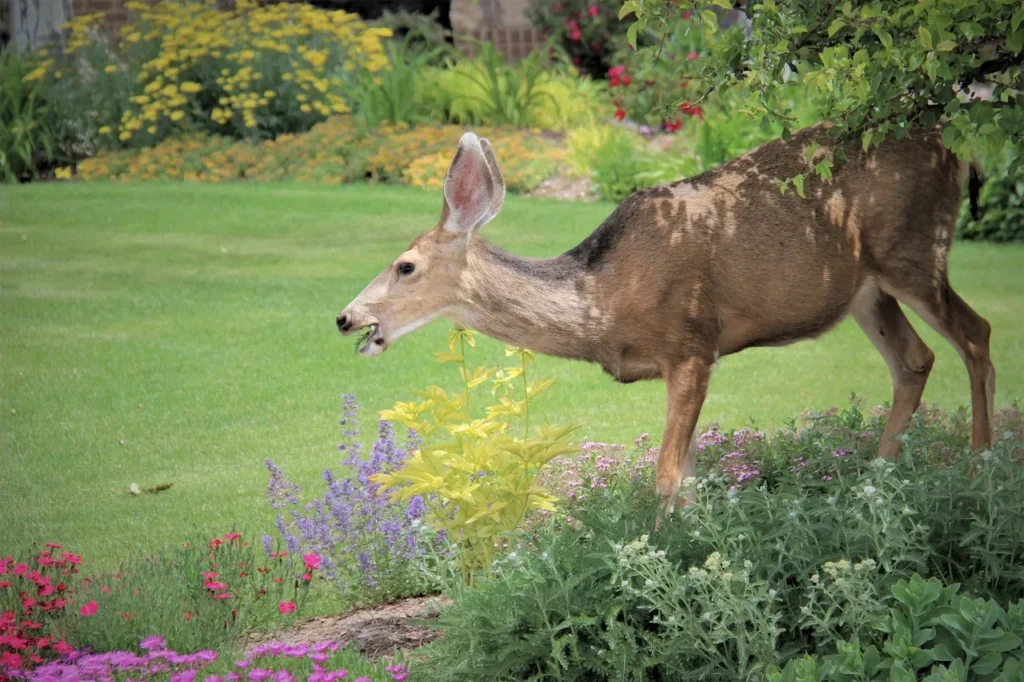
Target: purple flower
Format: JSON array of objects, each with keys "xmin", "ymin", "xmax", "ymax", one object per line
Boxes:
[
  {"xmin": 140, "ymin": 635, "xmax": 167, "ymax": 652},
  {"xmin": 172, "ymin": 671, "xmax": 198, "ymax": 682},
  {"xmin": 249, "ymin": 669, "xmax": 274, "ymax": 681}
]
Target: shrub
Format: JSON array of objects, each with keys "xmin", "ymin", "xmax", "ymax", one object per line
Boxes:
[
  {"xmin": 418, "ymin": 406, "xmax": 1024, "ymax": 681},
  {"xmin": 372, "ymin": 329, "xmax": 579, "ymax": 583},
  {"xmin": 527, "ymin": 0, "xmax": 642, "ymax": 78},
  {"xmin": 42, "ymin": 0, "xmax": 391, "ymax": 150},
  {"xmin": 957, "ymin": 148, "xmax": 1024, "ymax": 243},
  {"xmin": 0, "ymin": 48, "xmax": 54, "ymax": 182}
]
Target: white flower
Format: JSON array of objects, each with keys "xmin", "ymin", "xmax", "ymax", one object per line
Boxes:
[
  {"xmin": 701, "ymin": 612, "xmax": 712, "ymax": 621},
  {"xmin": 541, "ymin": 552, "xmax": 549, "ymax": 560},
  {"xmin": 743, "ymin": 560, "xmax": 753, "ymax": 569},
  {"xmin": 980, "ymin": 450, "xmax": 993, "ymax": 461},
  {"xmin": 827, "ymin": 496, "xmax": 838, "ymax": 505},
  {"xmin": 508, "ymin": 552, "xmax": 517, "ymax": 561},
  {"xmin": 810, "ymin": 573, "xmax": 820, "ymax": 584},
  {"xmin": 692, "ymin": 530, "xmax": 701, "ymax": 538},
  {"xmin": 737, "ymin": 534, "xmax": 746, "ymax": 541},
  {"xmin": 862, "ymin": 485, "xmax": 877, "ymax": 496},
  {"xmin": 645, "ymin": 579, "xmax": 655, "ymax": 588},
  {"xmin": 789, "ymin": 511, "xmax": 798, "ymax": 519}
]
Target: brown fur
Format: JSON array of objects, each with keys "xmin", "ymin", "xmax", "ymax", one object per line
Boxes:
[{"xmin": 338, "ymin": 124, "xmax": 996, "ymax": 525}]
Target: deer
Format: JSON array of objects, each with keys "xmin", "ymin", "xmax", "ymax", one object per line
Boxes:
[{"xmin": 336, "ymin": 122, "xmax": 995, "ymax": 526}]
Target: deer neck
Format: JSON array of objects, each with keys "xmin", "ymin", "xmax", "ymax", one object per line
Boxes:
[{"xmin": 451, "ymin": 238, "xmax": 604, "ymax": 361}]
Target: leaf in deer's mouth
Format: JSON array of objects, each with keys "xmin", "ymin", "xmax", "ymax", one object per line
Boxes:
[{"xmin": 355, "ymin": 324, "xmax": 378, "ymax": 353}]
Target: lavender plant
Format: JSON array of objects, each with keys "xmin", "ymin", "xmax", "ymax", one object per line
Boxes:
[{"xmin": 264, "ymin": 394, "xmax": 431, "ymax": 604}]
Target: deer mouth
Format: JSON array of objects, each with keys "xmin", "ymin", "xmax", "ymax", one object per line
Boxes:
[{"xmin": 354, "ymin": 322, "xmax": 387, "ymax": 356}]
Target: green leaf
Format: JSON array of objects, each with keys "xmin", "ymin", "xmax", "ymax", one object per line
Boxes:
[
  {"xmin": 792, "ymin": 173, "xmax": 806, "ymax": 198},
  {"xmin": 626, "ymin": 22, "xmax": 639, "ymax": 50},
  {"xmin": 618, "ymin": 0, "xmax": 640, "ymax": 20},
  {"xmin": 1007, "ymin": 27, "xmax": 1024, "ymax": 54},
  {"xmin": 918, "ymin": 26, "xmax": 932, "ymax": 50},
  {"xmin": 828, "ymin": 18, "xmax": 847, "ymax": 37},
  {"xmin": 935, "ymin": 40, "xmax": 957, "ymax": 52},
  {"xmin": 700, "ymin": 9, "xmax": 719, "ymax": 32}
]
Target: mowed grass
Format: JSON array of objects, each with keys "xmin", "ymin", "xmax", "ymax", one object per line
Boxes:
[{"xmin": 1, "ymin": 182, "xmax": 1022, "ymax": 568}]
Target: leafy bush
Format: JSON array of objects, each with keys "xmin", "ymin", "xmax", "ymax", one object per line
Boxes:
[
  {"xmin": 418, "ymin": 405, "xmax": 1024, "ymax": 681},
  {"xmin": 0, "ymin": 49, "xmax": 53, "ymax": 182},
  {"xmin": 373, "ymin": 329, "xmax": 579, "ymax": 583},
  {"xmin": 39, "ymin": 0, "xmax": 391, "ymax": 150},
  {"xmin": 527, "ymin": 0, "xmax": 642, "ymax": 78},
  {"xmin": 957, "ymin": 148, "xmax": 1024, "ymax": 243},
  {"xmin": 768, "ymin": 574, "xmax": 1024, "ymax": 682},
  {"xmin": 0, "ymin": 533, "xmax": 311, "ymax": 670},
  {"xmin": 264, "ymin": 394, "xmax": 429, "ymax": 606}
]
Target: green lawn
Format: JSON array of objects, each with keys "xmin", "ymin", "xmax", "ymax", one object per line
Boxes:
[{"xmin": 2, "ymin": 182, "xmax": 1022, "ymax": 568}]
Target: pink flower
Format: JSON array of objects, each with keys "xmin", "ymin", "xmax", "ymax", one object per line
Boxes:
[
  {"xmin": 622, "ymin": 75, "xmax": 632, "ymax": 86},
  {"xmin": 37, "ymin": 583, "xmax": 54, "ymax": 597},
  {"xmin": 588, "ymin": 5, "xmax": 599, "ymax": 17},
  {"xmin": 278, "ymin": 601, "xmax": 296, "ymax": 614},
  {"xmin": 224, "ymin": 533, "xmax": 241, "ymax": 542},
  {"xmin": 608, "ymin": 64, "xmax": 626, "ymax": 78},
  {"xmin": 45, "ymin": 542, "xmax": 62, "ymax": 549},
  {"xmin": 614, "ymin": 108, "xmax": 626, "ymax": 122},
  {"xmin": 0, "ymin": 581, "xmax": 10, "ymax": 589},
  {"xmin": 79, "ymin": 601, "xmax": 98, "ymax": 616},
  {"xmin": 213, "ymin": 593, "xmax": 230, "ymax": 600},
  {"xmin": 1, "ymin": 651, "xmax": 22, "ymax": 669},
  {"xmin": 53, "ymin": 640, "xmax": 73, "ymax": 655},
  {"xmin": 60, "ymin": 553, "xmax": 81, "ymax": 565},
  {"xmin": 687, "ymin": 51, "xmax": 699, "ymax": 61},
  {"xmin": 301, "ymin": 573, "xmax": 313, "ymax": 582},
  {"xmin": 202, "ymin": 572, "xmax": 219, "ymax": 579},
  {"xmin": 681, "ymin": 10, "xmax": 693, "ymax": 19},
  {"xmin": 205, "ymin": 580, "xmax": 229, "ymax": 591},
  {"xmin": 13, "ymin": 564, "xmax": 28, "ymax": 576},
  {"xmin": 302, "ymin": 554, "xmax": 322, "ymax": 572}
]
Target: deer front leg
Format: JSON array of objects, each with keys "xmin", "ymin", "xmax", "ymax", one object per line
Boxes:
[{"xmin": 655, "ymin": 356, "xmax": 711, "ymax": 530}]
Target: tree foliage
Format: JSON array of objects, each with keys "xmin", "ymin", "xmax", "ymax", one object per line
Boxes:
[{"xmin": 620, "ymin": 0, "xmax": 1024, "ymax": 176}]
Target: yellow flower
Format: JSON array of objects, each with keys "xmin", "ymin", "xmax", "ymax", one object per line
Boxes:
[
  {"xmin": 170, "ymin": 110, "xmax": 185, "ymax": 122},
  {"xmin": 98, "ymin": 126, "xmax": 112, "ymax": 134},
  {"xmin": 104, "ymin": 65, "xmax": 118, "ymax": 74},
  {"xmin": 180, "ymin": 81, "xmax": 202, "ymax": 94},
  {"xmin": 147, "ymin": 126, "xmax": 157, "ymax": 134},
  {"xmin": 119, "ymin": 131, "xmax": 133, "ymax": 141},
  {"xmin": 300, "ymin": 104, "xmax": 311, "ymax": 113},
  {"xmin": 55, "ymin": 167, "xmax": 73, "ymax": 180}
]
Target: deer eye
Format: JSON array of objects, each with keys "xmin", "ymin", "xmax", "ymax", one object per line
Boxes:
[{"xmin": 397, "ymin": 261, "xmax": 416, "ymax": 276}]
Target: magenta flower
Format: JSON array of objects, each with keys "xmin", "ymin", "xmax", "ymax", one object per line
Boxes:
[
  {"xmin": 302, "ymin": 553, "xmax": 322, "ymax": 572},
  {"xmin": 140, "ymin": 635, "xmax": 167, "ymax": 651},
  {"xmin": 79, "ymin": 601, "xmax": 98, "ymax": 616}
]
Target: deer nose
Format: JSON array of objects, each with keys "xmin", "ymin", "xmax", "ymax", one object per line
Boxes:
[{"xmin": 336, "ymin": 313, "xmax": 351, "ymax": 333}]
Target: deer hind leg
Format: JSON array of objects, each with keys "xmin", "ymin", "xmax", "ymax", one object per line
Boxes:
[
  {"xmin": 883, "ymin": 277, "xmax": 995, "ymax": 451},
  {"xmin": 655, "ymin": 356, "xmax": 710, "ymax": 529},
  {"xmin": 851, "ymin": 289, "xmax": 935, "ymax": 458}
]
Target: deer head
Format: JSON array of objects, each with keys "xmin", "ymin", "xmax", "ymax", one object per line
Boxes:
[{"xmin": 336, "ymin": 132, "xmax": 505, "ymax": 356}]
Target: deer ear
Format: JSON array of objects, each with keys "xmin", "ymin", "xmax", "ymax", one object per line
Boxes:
[{"xmin": 441, "ymin": 132, "xmax": 505, "ymax": 234}]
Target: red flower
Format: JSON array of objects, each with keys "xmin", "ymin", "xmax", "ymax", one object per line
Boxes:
[
  {"xmin": 37, "ymin": 583, "xmax": 54, "ymax": 597},
  {"xmin": 184, "ymin": 612, "xmax": 193, "ymax": 621},
  {"xmin": 100, "ymin": 585, "xmax": 111, "ymax": 594},
  {"xmin": 122, "ymin": 613, "xmax": 131, "ymax": 622},
  {"xmin": 278, "ymin": 601, "xmax": 296, "ymax": 614},
  {"xmin": 224, "ymin": 533, "xmax": 241, "ymax": 542},
  {"xmin": 273, "ymin": 577, "xmax": 282, "ymax": 584},
  {"xmin": 53, "ymin": 640, "xmax": 73, "ymax": 655},
  {"xmin": 609, "ymin": 75, "xmax": 621, "ymax": 87},
  {"xmin": 60, "ymin": 553, "xmax": 81, "ymax": 565},
  {"xmin": 588, "ymin": 5, "xmax": 600, "ymax": 17},
  {"xmin": 13, "ymin": 564, "xmax": 28, "ymax": 576},
  {"xmin": 687, "ymin": 51, "xmax": 699, "ymax": 61},
  {"xmin": 608, "ymin": 64, "xmax": 626, "ymax": 78},
  {"xmin": 302, "ymin": 554, "xmax": 322, "ymax": 572},
  {"xmin": 20, "ymin": 620, "xmax": 42, "ymax": 630},
  {"xmin": 208, "ymin": 539, "xmax": 223, "ymax": 550},
  {"xmin": 1, "ymin": 651, "xmax": 22, "ymax": 669},
  {"xmin": 45, "ymin": 543, "xmax": 62, "ymax": 549},
  {"xmin": 21, "ymin": 598, "xmax": 36, "ymax": 610},
  {"xmin": 0, "ymin": 581, "xmax": 10, "ymax": 589},
  {"xmin": 6, "ymin": 635, "xmax": 29, "ymax": 650},
  {"xmin": 614, "ymin": 108, "xmax": 627, "ymax": 121},
  {"xmin": 79, "ymin": 601, "xmax": 98, "ymax": 617},
  {"xmin": 678, "ymin": 101, "xmax": 704, "ymax": 118},
  {"xmin": 572, "ymin": 56, "xmax": 582, "ymax": 66},
  {"xmin": 622, "ymin": 75, "xmax": 632, "ymax": 86},
  {"xmin": 665, "ymin": 118, "xmax": 683, "ymax": 132},
  {"xmin": 204, "ymin": 581, "xmax": 229, "ymax": 591},
  {"xmin": 682, "ymin": 10, "xmax": 693, "ymax": 20},
  {"xmin": 301, "ymin": 573, "xmax": 313, "ymax": 582}
]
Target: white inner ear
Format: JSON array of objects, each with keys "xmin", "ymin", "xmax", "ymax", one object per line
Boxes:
[{"xmin": 442, "ymin": 132, "xmax": 499, "ymax": 234}]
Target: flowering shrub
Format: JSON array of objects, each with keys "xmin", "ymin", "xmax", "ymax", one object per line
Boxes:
[
  {"xmin": 526, "ymin": 0, "xmax": 641, "ymax": 78},
  {"xmin": 419, "ymin": 406, "xmax": 1024, "ymax": 682},
  {"xmin": 4, "ymin": 633, "xmax": 409, "ymax": 681},
  {"xmin": 37, "ymin": 0, "xmax": 390, "ymax": 150},
  {"xmin": 0, "ymin": 534, "xmax": 311, "ymax": 671},
  {"xmin": 371, "ymin": 329, "xmax": 579, "ymax": 582},
  {"xmin": 264, "ymin": 395, "xmax": 428, "ymax": 605}
]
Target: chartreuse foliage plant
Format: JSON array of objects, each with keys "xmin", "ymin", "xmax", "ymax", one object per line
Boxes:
[
  {"xmin": 371, "ymin": 328, "xmax": 579, "ymax": 583},
  {"xmin": 620, "ymin": 0, "xmax": 1024, "ymax": 175}
]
